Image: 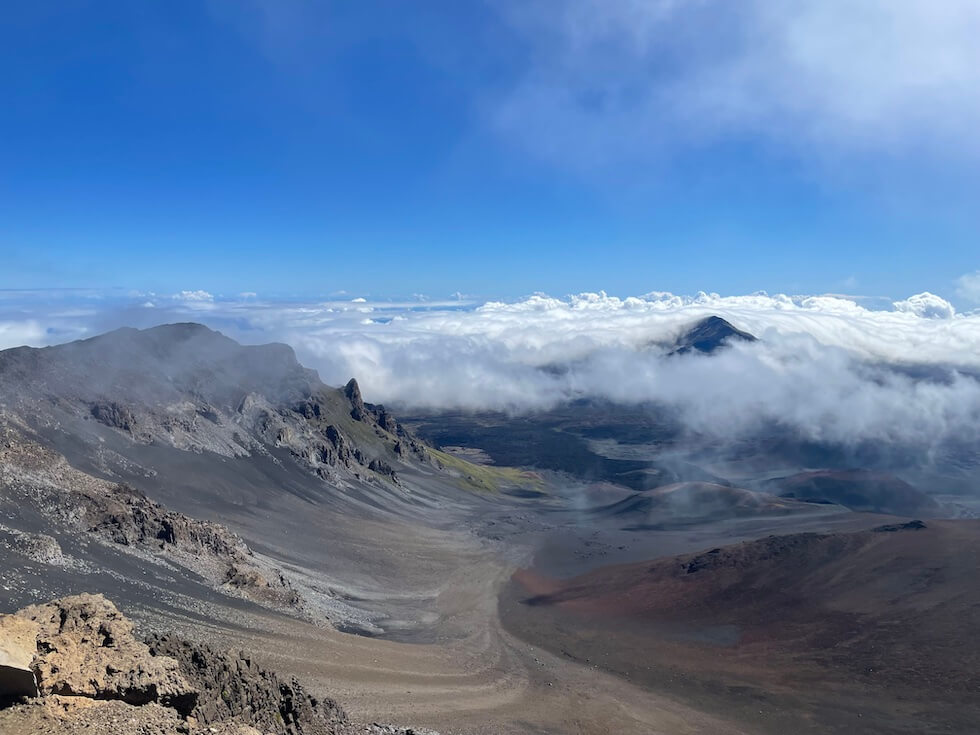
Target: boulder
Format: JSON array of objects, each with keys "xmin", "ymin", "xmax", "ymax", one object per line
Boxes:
[{"xmin": 13, "ymin": 594, "xmax": 197, "ymax": 715}]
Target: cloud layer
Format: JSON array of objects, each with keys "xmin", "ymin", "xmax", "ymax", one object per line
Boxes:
[{"xmin": 3, "ymin": 288, "xmax": 980, "ymax": 452}]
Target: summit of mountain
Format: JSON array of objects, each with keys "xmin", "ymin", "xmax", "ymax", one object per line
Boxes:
[{"xmin": 669, "ymin": 315, "xmax": 758, "ymax": 355}]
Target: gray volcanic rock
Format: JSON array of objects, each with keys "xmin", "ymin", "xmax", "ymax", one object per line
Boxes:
[
  {"xmin": 873, "ymin": 519, "xmax": 927, "ymax": 532},
  {"xmin": 368, "ymin": 458, "xmax": 397, "ymax": 481},
  {"xmin": 344, "ymin": 379, "xmax": 366, "ymax": 421},
  {"xmin": 90, "ymin": 401, "xmax": 140, "ymax": 434},
  {"xmin": 374, "ymin": 407, "xmax": 398, "ymax": 434},
  {"xmin": 146, "ymin": 633, "xmax": 348, "ymax": 735},
  {"xmin": 342, "ymin": 379, "xmax": 428, "ymax": 463}
]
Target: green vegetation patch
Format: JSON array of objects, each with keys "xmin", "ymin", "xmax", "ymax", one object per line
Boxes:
[{"xmin": 428, "ymin": 448, "xmax": 542, "ymax": 494}]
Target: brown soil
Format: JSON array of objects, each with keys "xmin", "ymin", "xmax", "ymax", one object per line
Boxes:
[{"xmin": 503, "ymin": 520, "xmax": 980, "ymax": 734}]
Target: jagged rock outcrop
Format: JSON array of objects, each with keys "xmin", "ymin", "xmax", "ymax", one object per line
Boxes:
[
  {"xmin": 240, "ymin": 379, "xmax": 426, "ymax": 483},
  {"xmin": 6, "ymin": 594, "xmax": 197, "ymax": 714},
  {"xmin": 344, "ymin": 379, "xmax": 366, "ymax": 422},
  {"xmin": 325, "ymin": 425, "xmax": 360, "ymax": 467},
  {"xmin": 90, "ymin": 401, "xmax": 140, "ymax": 434},
  {"xmin": 79, "ymin": 482, "xmax": 298, "ymax": 607},
  {"xmin": 368, "ymin": 459, "xmax": 397, "ymax": 481},
  {"xmin": 146, "ymin": 634, "xmax": 348, "ymax": 735},
  {"xmin": 341, "ymin": 379, "xmax": 429, "ymax": 463},
  {"xmin": 87, "ymin": 483, "xmax": 239, "ymax": 553},
  {"xmin": 374, "ymin": 408, "xmax": 398, "ymax": 434}
]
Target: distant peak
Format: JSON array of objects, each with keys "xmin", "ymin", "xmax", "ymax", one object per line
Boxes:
[{"xmin": 671, "ymin": 315, "xmax": 757, "ymax": 355}]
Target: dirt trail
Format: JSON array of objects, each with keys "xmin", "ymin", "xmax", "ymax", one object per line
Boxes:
[{"xmin": 141, "ymin": 550, "xmax": 746, "ymax": 735}]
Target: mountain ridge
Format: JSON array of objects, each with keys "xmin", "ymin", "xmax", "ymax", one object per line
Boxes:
[{"xmin": 0, "ymin": 323, "xmax": 436, "ymax": 491}]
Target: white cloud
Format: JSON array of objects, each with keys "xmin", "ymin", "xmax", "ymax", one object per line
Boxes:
[
  {"xmin": 5, "ymin": 288, "xmax": 980, "ymax": 450},
  {"xmin": 956, "ymin": 271, "xmax": 980, "ymax": 304},
  {"xmin": 276, "ymin": 290, "xmax": 980, "ymax": 450},
  {"xmin": 493, "ymin": 0, "xmax": 980, "ymax": 166},
  {"xmin": 0, "ymin": 320, "xmax": 46, "ymax": 350},
  {"xmin": 893, "ymin": 292, "xmax": 956, "ymax": 320},
  {"xmin": 173, "ymin": 290, "xmax": 215, "ymax": 303}
]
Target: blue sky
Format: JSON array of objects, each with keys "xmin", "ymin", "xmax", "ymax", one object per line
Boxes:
[{"xmin": 2, "ymin": 1, "xmax": 979, "ymax": 304}]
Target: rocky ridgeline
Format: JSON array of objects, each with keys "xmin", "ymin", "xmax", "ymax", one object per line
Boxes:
[
  {"xmin": 0, "ymin": 324, "xmax": 433, "ymax": 491},
  {"xmin": 253, "ymin": 378, "xmax": 430, "ymax": 486},
  {"xmin": 83, "ymin": 383, "xmax": 429, "ymax": 488},
  {"xmin": 0, "ymin": 594, "xmax": 438, "ymax": 735},
  {"xmin": 81, "ymin": 375, "xmax": 430, "ymax": 487},
  {"xmin": 89, "ymin": 386, "xmax": 429, "ymax": 482},
  {"xmin": 0, "ymin": 426, "xmax": 300, "ymax": 609}
]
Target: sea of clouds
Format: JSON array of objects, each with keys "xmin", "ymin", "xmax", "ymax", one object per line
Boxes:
[{"xmin": 2, "ymin": 288, "xmax": 980, "ymax": 450}]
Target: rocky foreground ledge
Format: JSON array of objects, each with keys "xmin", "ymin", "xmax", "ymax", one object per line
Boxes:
[{"xmin": 0, "ymin": 594, "xmax": 437, "ymax": 735}]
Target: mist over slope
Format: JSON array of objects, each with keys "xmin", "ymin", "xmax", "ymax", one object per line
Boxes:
[
  {"xmin": 3, "ymin": 289, "xmax": 980, "ymax": 454},
  {"xmin": 0, "ymin": 323, "xmax": 531, "ymax": 639}
]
